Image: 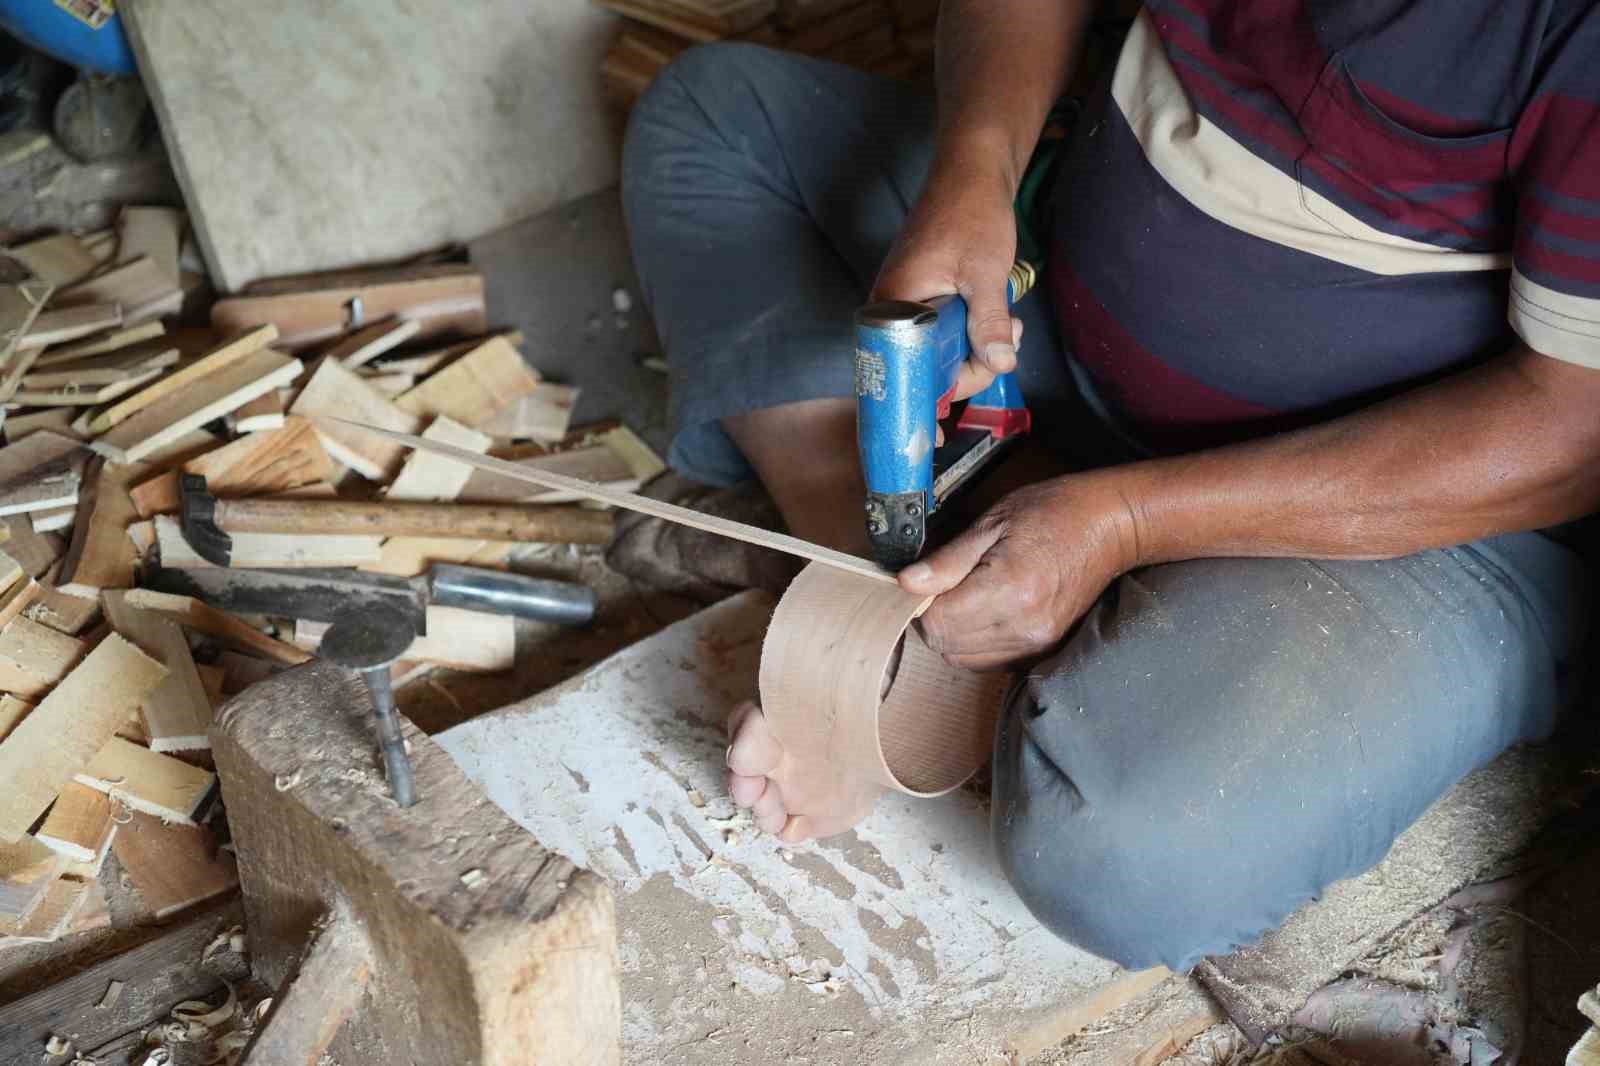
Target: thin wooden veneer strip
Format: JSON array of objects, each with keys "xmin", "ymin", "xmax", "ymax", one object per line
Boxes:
[{"xmin": 758, "ymin": 561, "xmax": 1006, "ymax": 797}]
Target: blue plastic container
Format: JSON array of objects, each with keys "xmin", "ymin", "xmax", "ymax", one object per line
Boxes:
[{"xmin": 0, "ymin": 1, "xmax": 135, "ymax": 76}]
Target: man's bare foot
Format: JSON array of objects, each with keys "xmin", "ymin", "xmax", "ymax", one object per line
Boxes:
[{"xmin": 725, "ymin": 701, "xmax": 881, "ymax": 843}]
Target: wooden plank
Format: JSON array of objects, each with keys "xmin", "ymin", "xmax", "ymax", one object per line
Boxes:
[
  {"xmin": 118, "ymin": 206, "xmax": 183, "ymax": 284},
  {"xmin": 8, "ymin": 366, "xmax": 163, "ymax": 406},
  {"xmin": 294, "ymin": 604, "xmax": 513, "ymax": 671},
  {"xmin": 0, "ymin": 901, "xmax": 240, "ymax": 1061},
  {"xmin": 35, "ymin": 781, "xmax": 114, "ymax": 862},
  {"xmin": 329, "ymin": 316, "xmax": 421, "ymax": 368},
  {"xmin": 0, "ymin": 878, "xmax": 86, "ymax": 942},
  {"xmin": 64, "ymin": 877, "xmax": 110, "ymax": 935},
  {"xmin": 27, "ymin": 505, "xmax": 72, "ymax": 533},
  {"xmin": 0, "ymin": 694, "xmax": 30, "ymax": 742},
  {"xmin": 84, "ymin": 323, "xmax": 276, "ymax": 434},
  {"xmin": 8, "ymin": 233, "xmax": 99, "ymax": 286},
  {"xmin": 210, "ymin": 264, "xmax": 486, "ymax": 350},
  {"xmin": 479, "ymin": 382, "xmax": 579, "ymax": 443},
  {"xmin": 362, "ymin": 536, "xmax": 516, "ymax": 578},
  {"xmin": 0, "ymin": 616, "xmax": 88, "ymax": 700},
  {"xmin": 119, "ymin": 588, "xmax": 312, "ymax": 665},
  {"xmin": 102, "ymin": 591, "xmax": 213, "ymax": 752},
  {"xmin": 0, "ymin": 343, "xmax": 43, "ymax": 405},
  {"xmin": 0, "ymin": 834, "xmax": 65, "ymax": 921},
  {"xmin": 2, "ymin": 407, "xmax": 80, "ymax": 443},
  {"xmin": 21, "ymin": 339, "xmax": 179, "ymax": 388},
  {"xmin": 25, "ymin": 583, "xmax": 101, "ymax": 635},
  {"xmin": 111, "ymin": 810, "xmax": 236, "ymax": 920},
  {"xmin": 345, "ymin": 421, "xmax": 897, "ymax": 582},
  {"xmin": 76, "ymin": 737, "xmax": 214, "ymax": 824},
  {"xmin": 129, "ymin": 416, "xmax": 335, "ymax": 518},
  {"xmin": 384, "ymin": 416, "xmax": 491, "ymax": 502},
  {"xmin": 32, "ymin": 319, "xmax": 165, "ymax": 366},
  {"xmin": 394, "ymin": 336, "xmax": 540, "ymax": 428},
  {"xmin": 359, "ymin": 369, "xmax": 415, "ymax": 396},
  {"xmin": 1, "ymin": 517, "xmax": 66, "ymax": 579},
  {"xmin": 0, "ymin": 632, "xmax": 167, "ymax": 844},
  {"xmin": 55, "ymin": 256, "xmax": 176, "ymax": 323},
  {"xmin": 0, "ymin": 549, "xmax": 22, "ymax": 598},
  {"xmin": 154, "ymin": 513, "xmax": 385, "ymax": 569},
  {"xmin": 227, "ymin": 389, "xmax": 284, "ymax": 433},
  {"xmin": 19, "ymin": 303, "xmax": 123, "ymax": 349},
  {"xmin": 58, "ymin": 457, "xmax": 150, "ymax": 597},
  {"xmin": 90, "ymin": 347, "xmax": 303, "ymax": 463},
  {"xmin": 0, "ymin": 431, "xmax": 87, "ymax": 516},
  {"xmin": 289, "ymin": 358, "xmax": 423, "ymax": 480},
  {"xmin": 195, "ymin": 663, "xmax": 226, "ymax": 711}
]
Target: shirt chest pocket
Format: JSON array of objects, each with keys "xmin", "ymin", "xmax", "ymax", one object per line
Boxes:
[{"xmin": 1294, "ymin": 59, "xmax": 1513, "ymax": 246}]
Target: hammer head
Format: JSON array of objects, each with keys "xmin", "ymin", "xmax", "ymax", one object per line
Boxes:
[{"xmin": 179, "ymin": 473, "xmax": 233, "ymax": 567}]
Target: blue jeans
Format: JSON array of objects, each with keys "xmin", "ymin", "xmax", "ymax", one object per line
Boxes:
[{"xmin": 621, "ymin": 43, "xmax": 1592, "ymax": 971}]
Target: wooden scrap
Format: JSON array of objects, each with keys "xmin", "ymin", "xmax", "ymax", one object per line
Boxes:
[
  {"xmin": 0, "ymin": 616, "xmax": 88, "ymax": 700},
  {"xmin": 217, "ymin": 651, "xmax": 284, "ymax": 695},
  {"xmin": 0, "ymin": 279, "xmax": 51, "ymax": 376},
  {"xmin": 84, "ymin": 323, "xmax": 277, "ymax": 435},
  {"xmin": 65, "ymin": 879, "xmax": 111, "ymax": 935},
  {"xmin": 8, "ymin": 366, "xmax": 164, "ymax": 407},
  {"xmin": 55, "ymin": 256, "xmax": 176, "ymax": 324},
  {"xmin": 36, "ymin": 781, "xmax": 115, "ymax": 862},
  {"xmin": 195, "ymin": 663, "xmax": 226, "ymax": 711},
  {"xmin": 329, "ymin": 316, "xmax": 421, "ymax": 368},
  {"xmin": 25, "ymin": 583, "xmax": 101, "ymax": 635},
  {"xmin": 154, "ymin": 513, "xmax": 385, "ymax": 569},
  {"xmin": 211, "ymin": 263, "xmax": 486, "ymax": 351},
  {"xmin": 0, "ymin": 632, "xmax": 167, "ymax": 843},
  {"xmin": 119, "ymin": 588, "xmax": 312, "ymax": 665},
  {"xmin": 0, "ymin": 902, "xmax": 242, "ymax": 1056},
  {"xmin": 288, "ymin": 357, "xmax": 423, "ymax": 480},
  {"xmin": 385, "ymin": 416, "xmax": 492, "ymax": 502},
  {"xmin": 21, "ymin": 339, "xmax": 179, "ymax": 388},
  {"xmin": 0, "ymin": 548, "xmax": 21, "ymax": 597},
  {"xmin": 356, "ymin": 370, "xmax": 414, "ymax": 396},
  {"xmin": 58, "ymin": 458, "xmax": 149, "ymax": 597},
  {"xmin": 2, "ymin": 407, "xmax": 80, "ymax": 443},
  {"xmin": 0, "ymin": 431, "xmax": 87, "ymax": 516},
  {"xmin": 0, "ymin": 834, "xmax": 66, "ymax": 922},
  {"xmin": 130, "ymin": 416, "xmax": 335, "ymax": 518},
  {"xmin": 31, "ymin": 318, "xmax": 164, "ymax": 366},
  {"xmin": 7, "ymin": 233, "xmax": 98, "ymax": 286},
  {"xmin": 102, "ymin": 590, "xmax": 213, "ymax": 752},
  {"xmin": 19, "ymin": 303, "xmax": 123, "ymax": 349},
  {"xmin": 0, "ymin": 878, "xmax": 87, "ymax": 942},
  {"xmin": 0, "ymin": 694, "xmax": 30, "ymax": 742},
  {"xmin": 227, "ymin": 389, "xmax": 285, "ymax": 433},
  {"xmin": 362, "ymin": 536, "xmax": 516, "ymax": 578},
  {"xmin": 111, "ymin": 810, "xmax": 236, "ymax": 920},
  {"xmin": 394, "ymin": 335, "xmax": 540, "ymax": 428},
  {"xmin": 79, "ymin": 227, "xmax": 117, "ymax": 263},
  {"xmin": 479, "ymin": 382, "xmax": 579, "ymax": 443},
  {"xmin": 28, "ymin": 505, "xmax": 74, "ymax": 533},
  {"xmin": 75, "ymin": 736, "xmax": 214, "ymax": 824},
  {"xmin": 118, "ymin": 206, "xmax": 183, "ymax": 284},
  {"xmin": 90, "ymin": 347, "xmax": 303, "ymax": 464},
  {"xmin": 295, "ymin": 605, "xmax": 514, "ymax": 672}
]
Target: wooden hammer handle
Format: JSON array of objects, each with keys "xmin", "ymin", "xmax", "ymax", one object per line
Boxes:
[{"xmin": 212, "ymin": 498, "xmax": 613, "ymax": 544}]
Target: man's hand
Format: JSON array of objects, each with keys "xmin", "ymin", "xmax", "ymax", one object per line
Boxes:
[
  {"xmin": 873, "ymin": 148, "xmax": 1024, "ymax": 403},
  {"xmin": 898, "ymin": 474, "xmax": 1141, "ymax": 671}
]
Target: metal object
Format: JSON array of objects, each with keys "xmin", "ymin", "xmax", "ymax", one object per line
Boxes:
[
  {"xmin": 145, "ymin": 563, "xmax": 597, "ymax": 633},
  {"xmin": 319, "ymin": 604, "xmax": 417, "ymax": 807},
  {"xmin": 855, "ymin": 262, "xmax": 1036, "ymax": 570}
]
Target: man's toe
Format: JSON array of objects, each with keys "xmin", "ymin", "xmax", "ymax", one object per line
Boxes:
[{"xmin": 727, "ymin": 706, "xmax": 784, "ymax": 777}]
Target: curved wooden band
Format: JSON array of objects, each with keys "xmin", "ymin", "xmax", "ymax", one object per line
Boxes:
[{"xmin": 758, "ymin": 562, "xmax": 1008, "ymax": 797}]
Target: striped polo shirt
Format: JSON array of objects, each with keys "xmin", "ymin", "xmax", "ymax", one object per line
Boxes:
[{"xmin": 1051, "ymin": 0, "xmax": 1600, "ymax": 449}]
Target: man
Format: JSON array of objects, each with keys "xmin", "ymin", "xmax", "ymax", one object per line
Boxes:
[{"xmin": 620, "ymin": 0, "xmax": 1600, "ymax": 972}]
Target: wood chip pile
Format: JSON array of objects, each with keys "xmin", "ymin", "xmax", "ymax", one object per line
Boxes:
[
  {"xmin": 599, "ymin": 0, "xmax": 939, "ymax": 107},
  {"xmin": 0, "ymin": 209, "xmax": 662, "ymax": 950}
]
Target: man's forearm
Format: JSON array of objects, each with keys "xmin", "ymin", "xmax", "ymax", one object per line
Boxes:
[
  {"xmin": 934, "ymin": 0, "xmax": 1098, "ymax": 190},
  {"xmin": 1106, "ymin": 348, "xmax": 1600, "ymax": 569}
]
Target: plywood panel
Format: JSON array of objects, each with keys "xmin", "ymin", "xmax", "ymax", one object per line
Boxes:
[{"xmin": 123, "ymin": 0, "xmax": 620, "ymax": 292}]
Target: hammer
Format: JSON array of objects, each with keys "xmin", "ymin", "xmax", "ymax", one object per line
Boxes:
[{"xmin": 179, "ymin": 474, "xmax": 613, "ymax": 567}]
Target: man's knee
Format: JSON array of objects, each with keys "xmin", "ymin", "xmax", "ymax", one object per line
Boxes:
[{"xmin": 991, "ymin": 688, "xmax": 1207, "ymax": 971}]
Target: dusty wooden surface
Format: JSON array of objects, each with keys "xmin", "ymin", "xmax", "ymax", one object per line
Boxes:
[{"xmin": 214, "ymin": 659, "xmax": 620, "ymax": 1065}]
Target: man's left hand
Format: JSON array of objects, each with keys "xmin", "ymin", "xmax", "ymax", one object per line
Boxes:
[{"xmin": 897, "ymin": 475, "xmax": 1141, "ymax": 671}]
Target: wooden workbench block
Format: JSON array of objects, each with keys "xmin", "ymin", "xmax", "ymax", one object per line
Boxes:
[{"xmin": 213, "ymin": 661, "xmax": 620, "ymax": 1064}]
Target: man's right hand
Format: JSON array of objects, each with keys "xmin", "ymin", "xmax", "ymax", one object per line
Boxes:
[{"xmin": 871, "ymin": 144, "xmax": 1024, "ymax": 403}]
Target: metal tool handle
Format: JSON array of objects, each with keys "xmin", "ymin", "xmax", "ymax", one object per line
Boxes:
[{"xmin": 427, "ymin": 564, "xmax": 597, "ymax": 626}]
